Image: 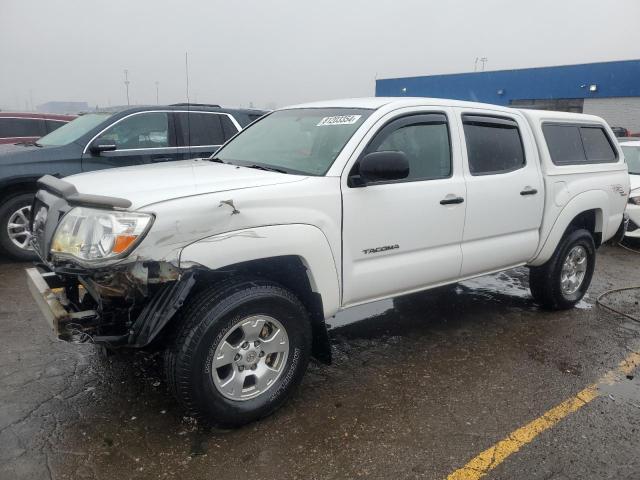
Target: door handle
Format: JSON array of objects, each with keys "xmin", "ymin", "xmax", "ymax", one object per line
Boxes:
[
  {"xmin": 520, "ymin": 187, "xmax": 538, "ymax": 196},
  {"xmin": 440, "ymin": 195, "xmax": 464, "ymax": 205}
]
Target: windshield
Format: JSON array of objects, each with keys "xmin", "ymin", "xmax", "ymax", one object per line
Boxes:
[
  {"xmin": 38, "ymin": 113, "xmax": 112, "ymax": 147},
  {"xmin": 621, "ymin": 145, "xmax": 640, "ymax": 174},
  {"xmin": 214, "ymin": 108, "xmax": 372, "ymax": 175}
]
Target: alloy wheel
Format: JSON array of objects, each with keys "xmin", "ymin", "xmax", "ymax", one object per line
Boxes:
[
  {"xmin": 6, "ymin": 205, "xmax": 32, "ymax": 251},
  {"xmin": 212, "ymin": 315, "xmax": 289, "ymax": 401},
  {"xmin": 560, "ymin": 245, "xmax": 587, "ymax": 295}
]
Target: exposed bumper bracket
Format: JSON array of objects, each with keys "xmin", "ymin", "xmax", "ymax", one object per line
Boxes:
[{"xmin": 26, "ymin": 267, "xmax": 98, "ymax": 341}]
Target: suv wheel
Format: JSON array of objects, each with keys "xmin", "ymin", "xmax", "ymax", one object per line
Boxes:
[
  {"xmin": 529, "ymin": 228, "xmax": 596, "ymax": 310},
  {"xmin": 165, "ymin": 278, "xmax": 312, "ymax": 427},
  {"xmin": 0, "ymin": 193, "xmax": 37, "ymax": 261}
]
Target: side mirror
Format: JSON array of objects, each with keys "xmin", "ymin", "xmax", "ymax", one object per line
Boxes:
[
  {"xmin": 89, "ymin": 139, "xmax": 117, "ymax": 154},
  {"xmin": 351, "ymin": 151, "xmax": 410, "ymax": 186}
]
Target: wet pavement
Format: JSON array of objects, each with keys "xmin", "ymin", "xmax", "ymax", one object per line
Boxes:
[{"xmin": 1, "ymin": 245, "xmax": 639, "ymax": 480}]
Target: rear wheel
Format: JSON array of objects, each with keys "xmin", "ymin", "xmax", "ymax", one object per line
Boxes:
[
  {"xmin": 529, "ymin": 228, "xmax": 596, "ymax": 310},
  {"xmin": 0, "ymin": 193, "xmax": 37, "ymax": 261},
  {"xmin": 164, "ymin": 278, "xmax": 312, "ymax": 427}
]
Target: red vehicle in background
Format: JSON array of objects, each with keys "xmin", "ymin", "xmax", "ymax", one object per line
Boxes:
[{"xmin": 0, "ymin": 112, "xmax": 76, "ymax": 145}]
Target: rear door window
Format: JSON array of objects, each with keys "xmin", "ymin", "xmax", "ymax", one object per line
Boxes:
[
  {"xmin": 543, "ymin": 124, "xmax": 617, "ymax": 165},
  {"xmin": 220, "ymin": 115, "xmax": 239, "ymax": 141},
  {"xmin": 176, "ymin": 112, "xmax": 225, "ymax": 146},
  {"xmin": 462, "ymin": 115, "xmax": 525, "ymax": 175}
]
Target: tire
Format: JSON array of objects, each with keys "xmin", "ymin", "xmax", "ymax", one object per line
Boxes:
[
  {"xmin": 0, "ymin": 192, "xmax": 37, "ymax": 261},
  {"xmin": 164, "ymin": 278, "xmax": 312, "ymax": 428},
  {"xmin": 529, "ymin": 228, "xmax": 596, "ymax": 310}
]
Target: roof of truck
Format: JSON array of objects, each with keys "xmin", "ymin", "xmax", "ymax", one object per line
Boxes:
[
  {"xmin": 283, "ymin": 98, "xmax": 609, "ymax": 125},
  {"xmin": 284, "ymin": 97, "xmax": 520, "ymax": 111}
]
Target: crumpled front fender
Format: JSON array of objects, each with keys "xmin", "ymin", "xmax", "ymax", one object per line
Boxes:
[{"xmin": 179, "ymin": 224, "xmax": 341, "ymax": 320}]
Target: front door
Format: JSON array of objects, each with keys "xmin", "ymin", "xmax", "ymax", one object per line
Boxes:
[
  {"xmin": 81, "ymin": 111, "xmax": 178, "ymax": 171},
  {"xmin": 455, "ymin": 109, "xmax": 544, "ymax": 277},
  {"xmin": 341, "ymin": 110, "xmax": 466, "ymax": 306}
]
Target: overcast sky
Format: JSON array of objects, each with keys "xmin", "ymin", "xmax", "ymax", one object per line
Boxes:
[{"xmin": 1, "ymin": 0, "xmax": 639, "ymax": 111}]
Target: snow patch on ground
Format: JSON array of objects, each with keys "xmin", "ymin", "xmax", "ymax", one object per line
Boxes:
[{"xmin": 459, "ymin": 271, "xmax": 530, "ymax": 299}]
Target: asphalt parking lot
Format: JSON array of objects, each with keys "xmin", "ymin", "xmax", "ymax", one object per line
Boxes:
[{"xmin": 1, "ymin": 245, "xmax": 639, "ymax": 480}]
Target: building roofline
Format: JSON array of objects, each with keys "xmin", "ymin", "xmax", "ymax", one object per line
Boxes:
[{"xmin": 378, "ymin": 58, "xmax": 640, "ymax": 82}]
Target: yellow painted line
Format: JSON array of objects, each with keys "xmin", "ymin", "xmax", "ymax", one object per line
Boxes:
[{"xmin": 446, "ymin": 350, "xmax": 640, "ymax": 480}]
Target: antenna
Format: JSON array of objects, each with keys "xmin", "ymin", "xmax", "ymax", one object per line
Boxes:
[
  {"xmin": 123, "ymin": 69, "xmax": 130, "ymax": 106},
  {"xmin": 155, "ymin": 81, "xmax": 159, "ymax": 105},
  {"xmin": 185, "ymin": 52, "xmax": 191, "ymax": 158},
  {"xmin": 185, "ymin": 52, "xmax": 190, "ymax": 104}
]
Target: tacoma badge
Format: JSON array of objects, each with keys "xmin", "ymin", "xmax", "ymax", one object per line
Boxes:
[{"xmin": 362, "ymin": 244, "xmax": 399, "ymax": 255}]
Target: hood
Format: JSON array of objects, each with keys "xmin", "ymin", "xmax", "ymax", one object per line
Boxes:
[
  {"xmin": 65, "ymin": 159, "xmax": 307, "ymax": 209},
  {"xmin": 630, "ymin": 173, "xmax": 640, "ymax": 192},
  {"xmin": 0, "ymin": 142, "xmax": 47, "ymax": 158}
]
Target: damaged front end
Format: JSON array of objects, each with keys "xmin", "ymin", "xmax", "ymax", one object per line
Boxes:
[
  {"xmin": 26, "ymin": 175, "xmax": 197, "ymax": 347},
  {"xmin": 26, "ymin": 262, "xmax": 195, "ymax": 347}
]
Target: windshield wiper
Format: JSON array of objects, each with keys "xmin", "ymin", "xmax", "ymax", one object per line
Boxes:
[
  {"xmin": 245, "ymin": 164, "xmax": 288, "ymax": 174},
  {"xmin": 209, "ymin": 157, "xmax": 227, "ymax": 164}
]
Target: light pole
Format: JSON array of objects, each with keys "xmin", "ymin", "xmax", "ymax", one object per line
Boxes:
[
  {"xmin": 123, "ymin": 69, "xmax": 130, "ymax": 106},
  {"xmin": 155, "ymin": 81, "xmax": 159, "ymax": 105}
]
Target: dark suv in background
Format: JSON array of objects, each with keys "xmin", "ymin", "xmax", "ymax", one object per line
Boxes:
[
  {"xmin": 0, "ymin": 112, "xmax": 76, "ymax": 144},
  {"xmin": 0, "ymin": 103, "xmax": 267, "ymax": 260}
]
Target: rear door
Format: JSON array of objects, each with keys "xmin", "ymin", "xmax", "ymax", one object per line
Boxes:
[
  {"xmin": 81, "ymin": 111, "xmax": 179, "ymax": 171},
  {"xmin": 455, "ymin": 109, "xmax": 544, "ymax": 277},
  {"xmin": 174, "ymin": 112, "xmax": 240, "ymax": 160}
]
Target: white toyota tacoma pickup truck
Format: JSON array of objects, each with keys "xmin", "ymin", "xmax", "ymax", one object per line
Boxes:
[{"xmin": 26, "ymin": 98, "xmax": 629, "ymax": 427}]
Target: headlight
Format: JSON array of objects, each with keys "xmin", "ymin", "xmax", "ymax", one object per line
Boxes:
[{"xmin": 51, "ymin": 207, "xmax": 153, "ymax": 261}]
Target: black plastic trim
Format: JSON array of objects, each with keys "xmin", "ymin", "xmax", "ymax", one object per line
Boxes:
[
  {"xmin": 38, "ymin": 175, "xmax": 132, "ymax": 209},
  {"xmin": 128, "ymin": 270, "xmax": 197, "ymax": 348},
  {"xmin": 462, "ymin": 115, "xmax": 519, "ymax": 128}
]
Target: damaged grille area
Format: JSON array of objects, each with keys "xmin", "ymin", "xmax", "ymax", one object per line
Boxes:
[{"xmin": 31, "ymin": 261, "xmax": 193, "ymax": 347}]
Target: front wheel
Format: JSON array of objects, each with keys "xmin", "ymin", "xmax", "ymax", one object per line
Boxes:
[
  {"xmin": 0, "ymin": 192, "xmax": 37, "ymax": 261},
  {"xmin": 529, "ymin": 228, "xmax": 596, "ymax": 310},
  {"xmin": 164, "ymin": 278, "xmax": 312, "ymax": 428}
]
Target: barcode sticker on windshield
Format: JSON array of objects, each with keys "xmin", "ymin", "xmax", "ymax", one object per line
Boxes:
[{"xmin": 317, "ymin": 115, "xmax": 362, "ymax": 126}]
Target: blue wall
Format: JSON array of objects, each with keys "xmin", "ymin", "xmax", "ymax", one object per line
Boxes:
[{"xmin": 376, "ymin": 60, "xmax": 640, "ymax": 105}]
